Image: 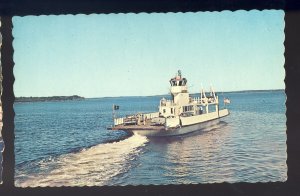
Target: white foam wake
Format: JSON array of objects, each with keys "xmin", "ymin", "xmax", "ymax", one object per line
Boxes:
[{"xmin": 16, "ymin": 134, "xmax": 148, "ymax": 187}]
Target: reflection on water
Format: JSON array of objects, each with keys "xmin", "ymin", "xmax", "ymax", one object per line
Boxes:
[{"xmin": 162, "ymin": 122, "xmax": 236, "ymax": 183}]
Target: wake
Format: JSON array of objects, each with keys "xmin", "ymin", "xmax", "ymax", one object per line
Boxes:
[{"xmin": 15, "ymin": 134, "xmax": 148, "ymax": 187}]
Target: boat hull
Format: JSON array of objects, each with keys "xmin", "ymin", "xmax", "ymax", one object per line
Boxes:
[
  {"xmin": 131, "ymin": 117, "xmax": 221, "ymax": 137},
  {"xmin": 109, "ymin": 109, "xmax": 229, "ymax": 137}
]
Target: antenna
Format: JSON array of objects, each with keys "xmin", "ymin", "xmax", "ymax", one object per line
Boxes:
[
  {"xmin": 178, "ymin": 70, "xmax": 182, "ymax": 77},
  {"xmin": 210, "ymin": 83, "xmax": 213, "ymax": 96},
  {"xmin": 211, "ymin": 85, "xmax": 216, "ymax": 99},
  {"xmin": 200, "ymin": 87, "xmax": 203, "ymax": 101}
]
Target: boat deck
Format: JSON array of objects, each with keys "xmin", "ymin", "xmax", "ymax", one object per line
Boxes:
[{"xmin": 108, "ymin": 119, "xmax": 165, "ymax": 131}]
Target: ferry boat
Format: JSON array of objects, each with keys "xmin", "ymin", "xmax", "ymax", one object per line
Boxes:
[{"xmin": 108, "ymin": 70, "xmax": 230, "ymax": 136}]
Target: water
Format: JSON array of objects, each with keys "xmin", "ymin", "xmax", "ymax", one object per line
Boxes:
[{"xmin": 13, "ymin": 90, "xmax": 287, "ymax": 186}]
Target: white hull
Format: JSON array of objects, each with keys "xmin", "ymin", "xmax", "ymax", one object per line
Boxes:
[
  {"xmin": 110, "ymin": 71, "xmax": 230, "ymax": 137},
  {"xmin": 132, "ymin": 117, "xmax": 221, "ymax": 137}
]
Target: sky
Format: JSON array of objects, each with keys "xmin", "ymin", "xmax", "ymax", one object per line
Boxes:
[{"xmin": 12, "ymin": 10, "xmax": 285, "ymax": 98}]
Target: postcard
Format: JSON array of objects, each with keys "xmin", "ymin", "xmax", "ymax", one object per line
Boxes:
[{"xmin": 10, "ymin": 10, "xmax": 286, "ymax": 187}]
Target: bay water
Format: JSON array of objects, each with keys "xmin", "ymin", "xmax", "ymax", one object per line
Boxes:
[{"xmin": 12, "ymin": 90, "xmax": 286, "ymax": 186}]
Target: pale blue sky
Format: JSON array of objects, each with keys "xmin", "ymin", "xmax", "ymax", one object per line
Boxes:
[{"xmin": 13, "ymin": 10, "xmax": 285, "ymax": 98}]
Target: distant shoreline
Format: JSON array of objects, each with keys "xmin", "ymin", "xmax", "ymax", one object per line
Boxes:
[
  {"xmin": 15, "ymin": 89, "xmax": 284, "ymax": 101},
  {"xmin": 99, "ymin": 89, "xmax": 284, "ymax": 99},
  {"xmin": 221, "ymin": 89, "xmax": 284, "ymax": 94},
  {"xmin": 15, "ymin": 95, "xmax": 85, "ymax": 103}
]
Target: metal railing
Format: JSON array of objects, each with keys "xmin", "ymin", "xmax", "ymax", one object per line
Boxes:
[{"xmin": 114, "ymin": 112, "xmax": 159, "ymax": 126}]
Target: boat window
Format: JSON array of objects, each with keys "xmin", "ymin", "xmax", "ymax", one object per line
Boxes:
[
  {"xmin": 163, "ymin": 109, "xmax": 166, "ymax": 113},
  {"xmin": 183, "ymin": 106, "xmax": 188, "ymax": 112},
  {"xmin": 179, "ymin": 81, "xmax": 182, "ymax": 86},
  {"xmin": 171, "ymin": 108, "xmax": 173, "ymax": 114},
  {"xmin": 183, "ymin": 106, "xmax": 193, "ymax": 112}
]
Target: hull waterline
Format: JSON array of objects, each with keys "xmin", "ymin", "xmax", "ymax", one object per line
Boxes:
[{"xmin": 131, "ymin": 117, "xmax": 221, "ymax": 137}]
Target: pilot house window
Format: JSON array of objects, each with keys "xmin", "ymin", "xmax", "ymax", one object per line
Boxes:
[{"xmin": 183, "ymin": 106, "xmax": 193, "ymax": 112}]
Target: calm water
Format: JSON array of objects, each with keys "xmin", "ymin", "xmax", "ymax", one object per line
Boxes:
[{"xmin": 13, "ymin": 90, "xmax": 286, "ymax": 186}]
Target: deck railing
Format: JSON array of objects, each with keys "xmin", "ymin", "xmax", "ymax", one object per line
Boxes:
[
  {"xmin": 162, "ymin": 97, "xmax": 217, "ymax": 106},
  {"xmin": 114, "ymin": 117, "xmax": 124, "ymax": 126},
  {"xmin": 144, "ymin": 112, "xmax": 159, "ymax": 119},
  {"xmin": 161, "ymin": 100, "xmax": 175, "ymax": 106},
  {"xmin": 114, "ymin": 112, "xmax": 159, "ymax": 126},
  {"xmin": 192, "ymin": 97, "xmax": 217, "ymax": 105}
]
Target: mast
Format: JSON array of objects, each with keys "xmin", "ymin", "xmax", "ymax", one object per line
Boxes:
[
  {"xmin": 112, "ymin": 104, "xmax": 116, "ymax": 125},
  {"xmin": 112, "ymin": 104, "xmax": 119, "ymax": 126}
]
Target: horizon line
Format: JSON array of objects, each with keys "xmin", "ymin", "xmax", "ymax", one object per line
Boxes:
[
  {"xmin": 15, "ymin": 88, "xmax": 284, "ymax": 99},
  {"xmin": 93, "ymin": 88, "xmax": 284, "ymax": 99}
]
